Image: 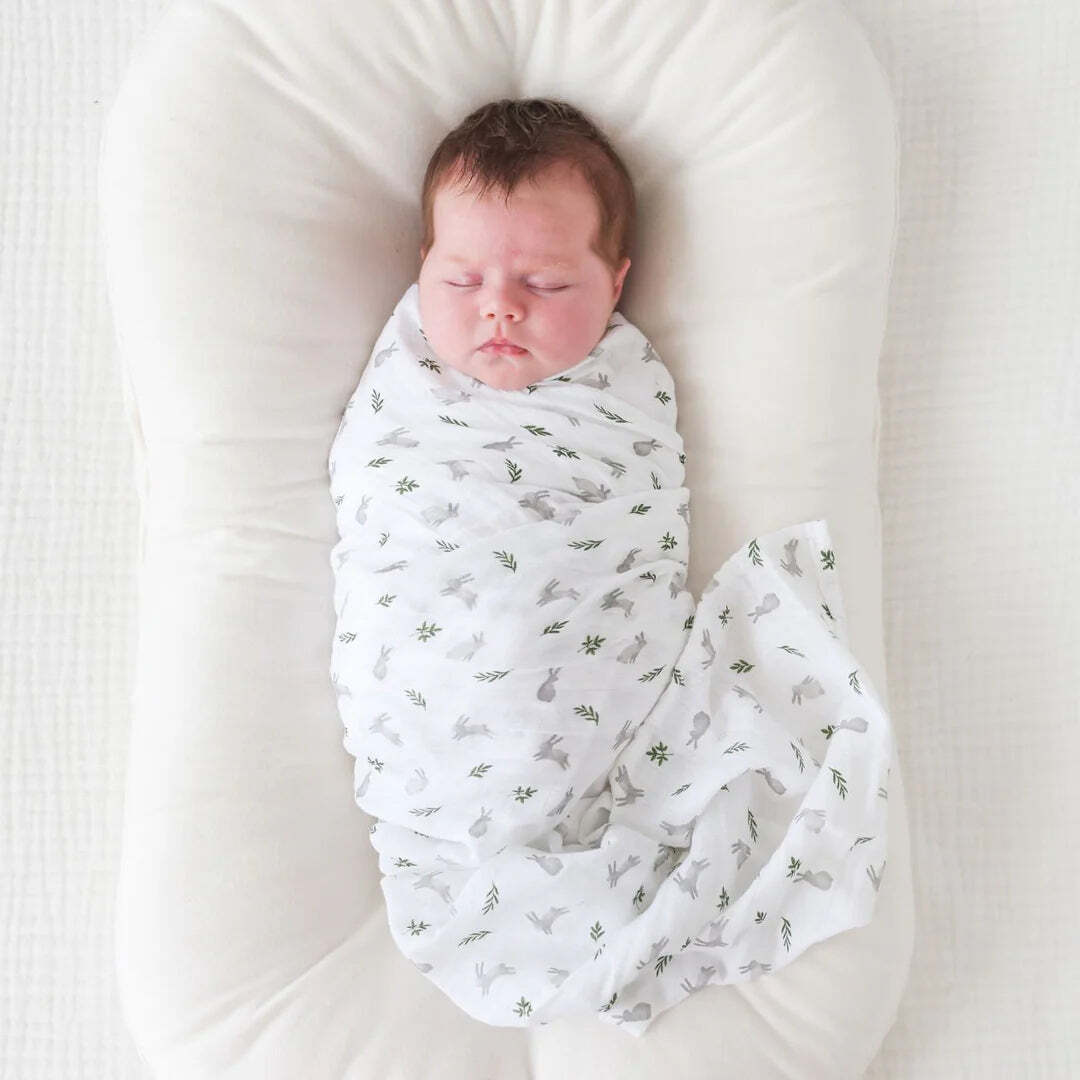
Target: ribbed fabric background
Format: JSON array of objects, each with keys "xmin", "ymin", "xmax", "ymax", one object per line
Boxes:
[
  {"xmin": 857, "ymin": 4, "xmax": 1080, "ymax": 1077},
  {"xmin": 1, "ymin": 1, "xmax": 1076, "ymax": 1077},
  {"xmin": 2, "ymin": 3, "xmax": 164, "ymax": 1078}
]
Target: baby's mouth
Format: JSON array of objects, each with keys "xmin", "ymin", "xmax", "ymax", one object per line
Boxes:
[{"xmin": 481, "ymin": 343, "xmax": 528, "ymax": 355}]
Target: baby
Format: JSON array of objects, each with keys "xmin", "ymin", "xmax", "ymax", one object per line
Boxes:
[
  {"xmin": 326, "ymin": 98, "xmax": 892, "ymax": 1034},
  {"xmin": 416, "ymin": 98, "xmax": 634, "ymax": 392}
]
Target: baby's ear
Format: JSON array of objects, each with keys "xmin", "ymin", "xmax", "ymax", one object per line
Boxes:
[{"xmin": 613, "ymin": 257, "xmax": 631, "ymax": 303}]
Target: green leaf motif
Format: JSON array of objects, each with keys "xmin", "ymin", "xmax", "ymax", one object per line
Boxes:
[
  {"xmin": 830, "ymin": 767, "xmax": 848, "ymax": 799},
  {"xmin": 574, "ymin": 704, "xmax": 600, "ymax": 725},
  {"xmin": 594, "ymin": 403, "xmax": 628, "ymax": 423},
  {"xmin": 646, "ymin": 741, "xmax": 671, "ymax": 765},
  {"xmin": 790, "ymin": 741, "xmax": 805, "ymax": 773},
  {"xmin": 457, "ymin": 930, "xmax": 492, "ymax": 946},
  {"xmin": 493, "ymin": 549, "xmax": 518, "ymax": 571}
]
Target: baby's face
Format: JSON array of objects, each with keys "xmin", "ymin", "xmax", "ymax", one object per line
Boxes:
[{"xmin": 417, "ymin": 163, "xmax": 630, "ymax": 391}]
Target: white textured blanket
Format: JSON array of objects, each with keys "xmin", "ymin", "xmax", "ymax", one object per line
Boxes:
[{"xmin": 327, "ymin": 284, "xmax": 893, "ymax": 1035}]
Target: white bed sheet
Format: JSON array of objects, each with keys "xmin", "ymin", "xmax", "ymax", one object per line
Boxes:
[{"xmin": 2, "ymin": 1, "xmax": 1077, "ymax": 1078}]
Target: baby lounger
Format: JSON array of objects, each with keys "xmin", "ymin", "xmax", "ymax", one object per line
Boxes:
[{"xmin": 102, "ymin": 0, "xmax": 914, "ymax": 1076}]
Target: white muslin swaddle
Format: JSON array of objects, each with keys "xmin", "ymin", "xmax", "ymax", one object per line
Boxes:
[{"xmin": 327, "ymin": 283, "xmax": 893, "ymax": 1035}]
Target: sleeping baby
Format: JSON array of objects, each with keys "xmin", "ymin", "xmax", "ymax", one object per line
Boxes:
[
  {"xmin": 415, "ymin": 98, "xmax": 632, "ymax": 393},
  {"xmin": 326, "ymin": 98, "xmax": 894, "ymax": 1036}
]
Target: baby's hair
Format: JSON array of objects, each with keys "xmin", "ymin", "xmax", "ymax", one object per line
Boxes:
[{"xmin": 420, "ymin": 98, "xmax": 635, "ymax": 276}]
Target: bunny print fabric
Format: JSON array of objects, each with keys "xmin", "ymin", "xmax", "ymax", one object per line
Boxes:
[{"xmin": 327, "ymin": 283, "xmax": 894, "ymax": 1036}]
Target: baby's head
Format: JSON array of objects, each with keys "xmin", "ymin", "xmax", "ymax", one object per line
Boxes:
[{"xmin": 417, "ymin": 98, "xmax": 634, "ymax": 391}]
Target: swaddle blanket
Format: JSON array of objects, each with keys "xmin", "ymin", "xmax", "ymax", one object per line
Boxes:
[{"xmin": 327, "ymin": 283, "xmax": 894, "ymax": 1036}]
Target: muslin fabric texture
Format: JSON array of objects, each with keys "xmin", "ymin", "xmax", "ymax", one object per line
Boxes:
[{"xmin": 328, "ymin": 283, "xmax": 893, "ymax": 1035}]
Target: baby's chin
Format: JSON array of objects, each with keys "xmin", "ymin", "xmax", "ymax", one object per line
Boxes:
[{"xmin": 453, "ymin": 351, "xmax": 573, "ymax": 392}]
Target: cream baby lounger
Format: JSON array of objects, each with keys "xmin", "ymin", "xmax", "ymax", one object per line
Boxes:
[{"xmin": 102, "ymin": 0, "xmax": 914, "ymax": 1076}]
